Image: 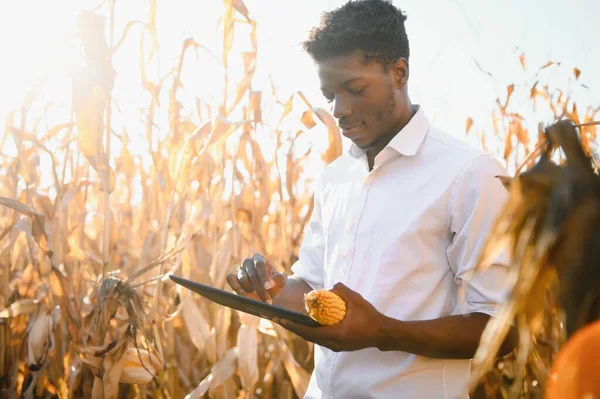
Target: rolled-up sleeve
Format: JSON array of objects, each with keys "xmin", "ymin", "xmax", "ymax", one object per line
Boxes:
[
  {"xmin": 446, "ymin": 155, "xmax": 513, "ymax": 317},
  {"xmin": 290, "ymin": 177, "xmax": 326, "ymax": 290}
]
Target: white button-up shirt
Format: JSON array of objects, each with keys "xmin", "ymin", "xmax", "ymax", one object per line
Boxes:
[{"xmin": 291, "ymin": 105, "xmax": 511, "ymax": 399}]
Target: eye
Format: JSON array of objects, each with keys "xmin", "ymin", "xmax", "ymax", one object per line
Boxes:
[
  {"xmin": 347, "ymin": 87, "xmax": 365, "ymax": 96},
  {"xmin": 322, "ymin": 93, "xmax": 334, "ymax": 103},
  {"xmin": 320, "ymin": 89, "xmax": 334, "ymax": 103}
]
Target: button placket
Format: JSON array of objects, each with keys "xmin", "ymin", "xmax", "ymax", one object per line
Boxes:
[
  {"xmin": 326, "ymin": 352, "xmax": 335, "ymax": 365},
  {"xmin": 339, "ymin": 187, "xmax": 365, "ymax": 284},
  {"xmin": 321, "ymin": 350, "xmax": 337, "ymax": 399},
  {"xmin": 345, "ymin": 181, "xmax": 371, "ymax": 283}
]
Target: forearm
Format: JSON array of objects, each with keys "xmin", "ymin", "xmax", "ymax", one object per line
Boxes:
[
  {"xmin": 377, "ymin": 312, "xmax": 517, "ymax": 359},
  {"xmin": 272, "ymin": 275, "xmax": 313, "ymax": 313}
]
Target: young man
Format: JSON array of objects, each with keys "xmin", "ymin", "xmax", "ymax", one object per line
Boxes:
[{"xmin": 227, "ymin": 0, "xmax": 517, "ymax": 397}]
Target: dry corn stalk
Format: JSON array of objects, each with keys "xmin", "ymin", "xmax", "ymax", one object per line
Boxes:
[
  {"xmin": 465, "ymin": 58, "xmax": 600, "ymax": 398},
  {"xmin": 469, "ymin": 120, "xmax": 600, "ymax": 394},
  {"xmin": 304, "ymin": 290, "xmax": 347, "ymax": 325}
]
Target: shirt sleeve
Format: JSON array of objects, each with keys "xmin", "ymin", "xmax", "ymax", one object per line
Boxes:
[
  {"xmin": 290, "ymin": 176, "xmax": 326, "ymax": 290},
  {"xmin": 446, "ymin": 154, "xmax": 513, "ymax": 317}
]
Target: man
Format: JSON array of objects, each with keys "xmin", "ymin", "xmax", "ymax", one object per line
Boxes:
[{"xmin": 227, "ymin": 0, "xmax": 517, "ymax": 397}]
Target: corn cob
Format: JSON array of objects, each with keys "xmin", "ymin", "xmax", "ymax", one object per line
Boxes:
[
  {"xmin": 304, "ymin": 290, "xmax": 346, "ymax": 325},
  {"xmin": 80, "ymin": 345, "xmax": 163, "ymax": 384}
]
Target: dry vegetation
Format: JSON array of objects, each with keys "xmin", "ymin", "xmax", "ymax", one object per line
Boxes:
[
  {"xmin": 0, "ymin": 1, "xmax": 598, "ymax": 398},
  {"xmin": 465, "ymin": 55, "xmax": 599, "ymax": 398}
]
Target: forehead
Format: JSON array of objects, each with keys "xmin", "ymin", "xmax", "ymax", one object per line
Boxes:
[{"xmin": 316, "ymin": 52, "xmax": 387, "ymax": 88}]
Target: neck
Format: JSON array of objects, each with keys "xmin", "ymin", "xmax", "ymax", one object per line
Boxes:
[{"xmin": 361, "ymin": 101, "xmax": 416, "ymax": 169}]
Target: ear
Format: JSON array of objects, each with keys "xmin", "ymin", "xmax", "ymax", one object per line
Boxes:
[{"xmin": 392, "ymin": 57, "xmax": 409, "ymax": 88}]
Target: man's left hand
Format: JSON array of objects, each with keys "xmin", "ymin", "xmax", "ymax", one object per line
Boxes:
[{"xmin": 274, "ymin": 282, "xmax": 384, "ymax": 352}]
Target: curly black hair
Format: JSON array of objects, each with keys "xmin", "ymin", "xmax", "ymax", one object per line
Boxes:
[{"xmin": 302, "ymin": 0, "xmax": 410, "ymax": 68}]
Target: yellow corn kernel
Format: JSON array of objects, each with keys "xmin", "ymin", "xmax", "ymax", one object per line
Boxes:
[{"xmin": 304, "ymin": 290, "xmax": 346, "ymax": 325}]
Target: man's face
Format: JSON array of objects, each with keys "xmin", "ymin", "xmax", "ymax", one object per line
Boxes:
[{"xmin": 316, "ymin": 51, "xmax": 407, "ymax": 149}]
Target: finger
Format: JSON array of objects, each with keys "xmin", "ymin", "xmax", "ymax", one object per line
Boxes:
[
  {"xmin": 265, "ymin": 272, "xmax": 287, "ymax": 298},
  {"xmin": 279, "ymin": 319, "xmax": 316, "ymax": 340},
  {"xmin": 279, "ymin": 319, "xmax": 335, "ymax": 342},
  {"xmin": 237, "ymin": 262, "xmax": 254, "ymax": 293},
  {"xmin": 265, "ymin": 259, "xmax": 281, "ymax": 283},
  {"xmin": 271, "ymin": 272, "xmax": 287, "ymax": 289},
  {"xmin": 253, "ymin": 254, "xmax": 274, "ymax": 290},
  {"xmin": 226, "ymin": 273, "xmax": 245, "ymax": 295},
  {"xmin": 281, "ymin": 322, "xmax": 337, "ymax": 346},
  {"xmin": 227, "ymin": 273, "xmax": 262, "ymax": 301},
  {"xmin": 266, "ymin": 259, "xmax": 276, "ymax": 275},
  {"xmin": 331, "ymin": 282, "xmax": 359, "ymax": 302},
  {"xmin": 245, "ymin": 257, "xmax": 272, "ymax": 304}
]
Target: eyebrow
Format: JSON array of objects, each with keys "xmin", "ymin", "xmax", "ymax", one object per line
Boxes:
[{"xmin": 320, "ymin": 77, "xmax": 368, "ymax": 92}]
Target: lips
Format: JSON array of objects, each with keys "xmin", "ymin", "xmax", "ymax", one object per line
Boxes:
[{"xmin": 340, "ymin": 122, "xmax": 364, "ymax": 138}]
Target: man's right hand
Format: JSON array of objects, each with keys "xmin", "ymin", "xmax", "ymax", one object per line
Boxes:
[{"xmin": 226, "ymin": 253, "xmax": 287, "ymax": 304}]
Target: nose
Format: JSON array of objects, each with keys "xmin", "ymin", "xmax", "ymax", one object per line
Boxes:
[{"xmin": 332, "ymin": 95, "xmax": 352, "ymax": 119}]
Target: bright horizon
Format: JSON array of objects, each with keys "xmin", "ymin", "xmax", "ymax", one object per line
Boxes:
[{"xmin": 1, "ymin": 0, "xmax": 598, "ymax": 172}]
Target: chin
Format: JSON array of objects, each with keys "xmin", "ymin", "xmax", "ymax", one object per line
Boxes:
[{"xmin": 354, "ymin": 138, "xmax": 376, "ymax": 149}]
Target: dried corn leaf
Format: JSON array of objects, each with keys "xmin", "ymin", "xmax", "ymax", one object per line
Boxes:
[
  {"xmin": 250, "ymin": 91, "xmax": 262, "ymax": 123},
  {"xmin": 301, "ymin": 110, "xmax": 317, "ymax": 129},
  {"xmin": 27, "ymin": 307, "xmax": 57, "ymax": 371},
  {"xmin": 210, "ymin": 226, "xmax": 236, "ymax": 289},
  {"xmin": 257, "ymin": 318, "xmax": 278, "ymax": 338},
  {"xmin": 80, "ymin": 346, "xmax": 162, "ymax": 385},
  {"xmin": 0, "ymin": 299, "xmax": 39, "ymax": 318},
  {"xmin": 465, "ymin": 117, "xmax": 474, "ymax": 134},
  {"xmin": 236, "ymin": 324, "xmax": 258, "ymax": 392},
  {"xmin": 312, "ymin": 108, "xmax": 342, "ymax": 164},
  {"xmin": 519, "ymin": 52, "xmax": 526, "ymax": 71},
  {"xmin": 228, "ymin": 50, "xmax": 256, "ymax": 113},
  {"xmin": 0, "ymin": 196, "xmax": 43, "ymax": 218},
  {"xmin": 232, "ymin": 0, "xmax": 251, "ymax": 21},
  {"xmin": 186, "ymin": 348, "xmax": 238, "ymax": 399},
  {"xmin": 180, "ymin": 295, "xmax": 215, "ymax": 361},
  {"xmin": 222, "ymin": 1, "xmax": 235, "ymax": 69},
  {"xmin": 99, "ymin": 342, "xmax": 128, "ymax": 399},
  {"xmin": 279, "ymin": 341, "xmax": 310, "ymax": 399},
  {"xmin": 73, "ymin": 11, "xmax": 116, "ymax": 194},
  {"xmin": 540, "ymin": 61, "xmax": 555, "ymax": 70},
  {"xmin": 278, "ymin": 95, "xmax": 294, "ymax": 125},
  {"xmin": 0, "ymin": 196, "xmax": 50, "ymax": 254}
]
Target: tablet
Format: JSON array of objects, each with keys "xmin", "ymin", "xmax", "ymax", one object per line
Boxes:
[{"xmin": 169, "ymin": 275, "xmax": 321, "ymax": 327}]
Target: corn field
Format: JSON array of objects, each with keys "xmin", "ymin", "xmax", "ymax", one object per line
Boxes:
[{"xmin": 0, "ymin": 1, "xmax": 598, "ymax": 398}]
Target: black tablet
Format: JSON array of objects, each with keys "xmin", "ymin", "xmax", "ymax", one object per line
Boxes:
[{"xmin": 169, "ymin": 275, "xmax": 321, "ymax": 327}]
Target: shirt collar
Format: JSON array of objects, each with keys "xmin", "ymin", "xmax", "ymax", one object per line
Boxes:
[{"xmin": 348, "ymin": 105, "xmax": 430, "ymax": 159}]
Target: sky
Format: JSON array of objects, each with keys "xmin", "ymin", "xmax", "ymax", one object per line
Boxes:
[
  {"xmin": 0, "ymin": 0, "xmax": 598, "ymax": 167},
  {"xmin": 246, "ymin": 0, "xmax": 600, "ymax": 138}
]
